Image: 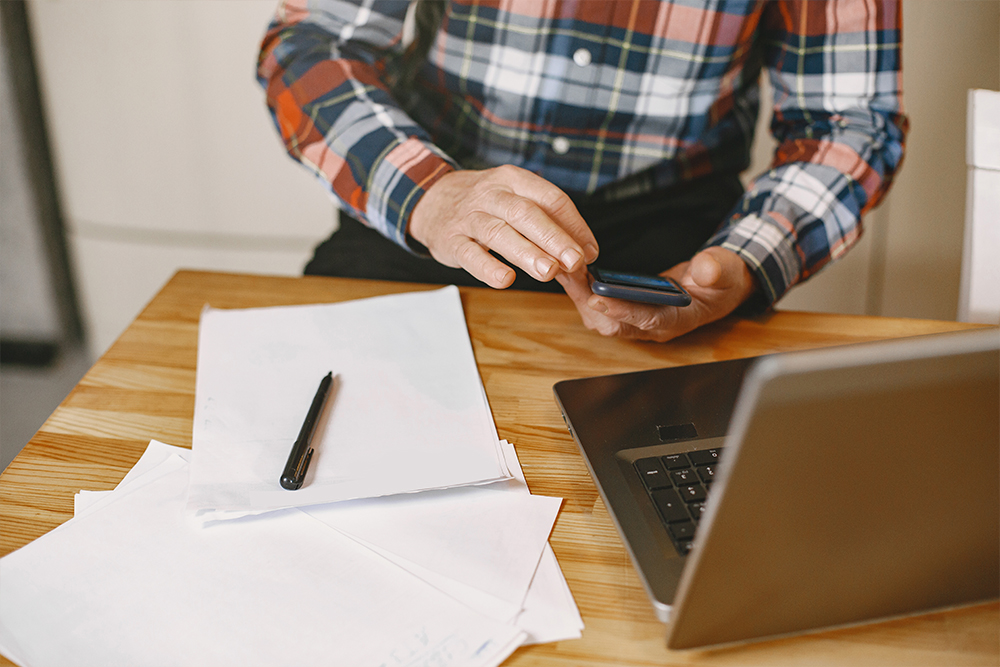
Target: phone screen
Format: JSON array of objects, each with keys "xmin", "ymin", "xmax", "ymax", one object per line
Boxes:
[
  {"xmin": 589, "ymin": 267, "xmax": 692, "ymax": 306},
  {"xmin": 592, "ymin": 269, "xmax": 685, "ymax": 292}
]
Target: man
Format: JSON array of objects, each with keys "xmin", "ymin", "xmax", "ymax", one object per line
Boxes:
[{"xmin": 257, "ymin": 0, "xmax": 906, "ymax": 342}]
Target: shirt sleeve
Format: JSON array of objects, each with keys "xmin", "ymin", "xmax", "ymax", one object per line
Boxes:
[
  {"xmin": 256, "ymin": 0, "xmax": 457, "ymax": 251},
  {"xmin": 705, "ymin": 0, "xmax": 909, "ymax": 309}
]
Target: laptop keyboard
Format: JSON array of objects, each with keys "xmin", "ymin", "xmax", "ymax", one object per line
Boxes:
[{"xmin": 634, "ymin": 448, "xmax": 722, "ymax": 556}]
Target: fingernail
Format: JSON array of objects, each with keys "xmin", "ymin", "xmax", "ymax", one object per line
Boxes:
[
  {"xmin": 535, "ymin": 256, "xmax": 556, "ymax": 278},
  {"xmin": 495, "ymin": 268, "xmax": 513, "ymax": 285},
  {"xmin": 590, "ymin": 298, "xmax": 608, "ymax": 314},
  {"xmin": 583, "ymin": 243, "xmax": 599, "ymax": 263},
  {"xmin": 561, "ymin": 248, "xmax": 583, "ymax": 271}
]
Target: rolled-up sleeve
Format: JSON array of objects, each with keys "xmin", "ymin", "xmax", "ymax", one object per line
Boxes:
[
  {"xmin": 707, "ymin": 0, "xmax": 908, "ymax": 307},
  {"xmin": 257, "ymin": 0, "xmax": 457, "ymax": 250}
]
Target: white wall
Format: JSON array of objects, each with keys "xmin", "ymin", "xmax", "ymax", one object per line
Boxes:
[
  {"xmin": 27, "ymin": 0, "xmax": 335, "ymax": 357},
  {"xmin": 26, "ymin": 0, "xmax": 1000, "ymax": 358}
]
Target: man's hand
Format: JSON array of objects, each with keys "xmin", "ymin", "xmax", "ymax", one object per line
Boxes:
[
  {"xmin": 408, "ymin": 166, "xmax": 599, "ymax": 288},
  {"xmin": 555, "ymin": 247, "xmax": 756, "ymax": 342}
]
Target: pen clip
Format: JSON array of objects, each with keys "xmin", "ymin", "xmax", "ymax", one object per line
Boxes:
[
  {"xmin": 281, "ymin": 446, "xmax": 313, "ymax": 491},
  {"xmin": 294, "ymin": 448, "xmax": 313, "ymax": 483}
]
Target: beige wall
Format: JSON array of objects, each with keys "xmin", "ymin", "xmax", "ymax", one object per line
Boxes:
[
  {"xmin": 776, "ymin": 0, "xmax": 1000, "ymax": 320},
  {"xmin": 27, "ymin": 0, "xmax": 336, "ymax": 357},
  {"xmin": 879, "ymin": 0, "xmax": 999, "ymax": 320}
]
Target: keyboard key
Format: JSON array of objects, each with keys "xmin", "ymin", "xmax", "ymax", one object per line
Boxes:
[
  {"xmin": 688, "ymin": 448, "xmax": 722, "ymax": 466},
  {"xmin": 634, "ymin": 457, "xmax": 672, "ymax": 490},
  {"xmin": 688, "ymin": 502, "xmax": 706, "ymax": 521},
  {"xmin": 675, "ymin": 539, "xmax": 694, "ymax": 555},
  {"xmin": 670, "ymin": 468, "xmax": 699, "ymax": 485},
  {"xmin": 696, "ymin": 465, "xmax": 716, "ymax": 483},
  {"xmin": 651, "ymin": 488, "xmax": 689, "ymax": 523},
  {"xmin": 661, "ymin": 453, "xmax": 691, "ymax": 470},
  {"xmin": 669, "ymin": 520, "xmax": 696, "ymax": 540},
  {"xmin": 678, "ymin": 484, "xmax": 707, "ymax": 503}
]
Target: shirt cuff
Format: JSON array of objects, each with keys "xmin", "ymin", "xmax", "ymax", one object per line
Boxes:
[
  {"xmin": 705, "ymin": 211, "xmax": 804, "ymax": 311},
  {"xmin": 365, "ymin": 137, "xmax": 458, "ymax": 256}
]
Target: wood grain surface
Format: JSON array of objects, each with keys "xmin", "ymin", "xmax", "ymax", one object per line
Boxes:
[{"xmin": 1, "ymin": 270, "xmax": 997, "ymax": 666}]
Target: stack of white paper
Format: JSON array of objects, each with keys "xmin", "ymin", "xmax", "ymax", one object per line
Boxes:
[
  {"xmin": 0, "ymin": 440, "xmax": 581, "ymax": 666},
  {"xmin": 0, "ymin": 287, "xmax": 583, "ymax": 665},
  {"xmin": 188, "ymin": 286, "xmax": 512, "ymax": 521}
]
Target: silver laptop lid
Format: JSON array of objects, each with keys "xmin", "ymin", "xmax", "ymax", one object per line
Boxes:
[
  {"xmin": 553, "ymin": 353, "xmax": 757, "ymax": 621},
  {"xmin": 667, "ymin": 329, "xmax": 1000, "ymax": 649}
]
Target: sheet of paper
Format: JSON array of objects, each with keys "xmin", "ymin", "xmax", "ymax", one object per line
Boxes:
[
  {"xmin": 2, "ymin": 454, "xmax": 524, "ymax": 667},
  {"xmin": 72, "ymin": 440, "xmax": 583, "ymax": 646},
  {"xmin": 187, "ymin": 286, "xmax": 511, "ymax": 518},
  {"xmin": 517, "ymin": 544, "xmax": 585, "ymax": 644},
  {"xmin": 306, "ymin": 487, "xmax": 561, "ymax": 619},
  {"xmin": 496, "ymin": 440, "xmax": 584, "ymax": 643}
]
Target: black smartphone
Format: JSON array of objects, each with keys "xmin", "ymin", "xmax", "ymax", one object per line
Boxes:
[{"xmin": 589, "ymin": 267, "xmax": 692, "ymax": 306}]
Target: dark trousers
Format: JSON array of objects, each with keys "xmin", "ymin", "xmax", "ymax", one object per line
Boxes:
[{"xmin": 304, "ymin": 172, "xmax": 744, "ymax": 292}]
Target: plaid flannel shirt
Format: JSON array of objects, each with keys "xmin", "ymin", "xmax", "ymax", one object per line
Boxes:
[{"xmin": 257, "ymin": 0, "xmax": 907, "ymax": 305}]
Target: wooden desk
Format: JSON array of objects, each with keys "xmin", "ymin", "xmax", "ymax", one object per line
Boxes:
[{"xmin": 2, "ymin": 270, "xmax": 997, "ymax": 666}]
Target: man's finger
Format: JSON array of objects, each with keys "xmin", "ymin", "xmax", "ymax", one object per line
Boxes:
[
  {"xmin": 555, "ymin": 269, "xmax": 593, "ymax": 303},
  {"xmin": 496, "ymin": 166, "xmax": 599, "ymax": 262},
  {"xmin": 445, "ymin": 236, "xmax": 515, "ymax": 288},
  {"xmin": 587, "ymin": 294, "xmax": 681, "ymax": 332},
  {"xmin": 482, "ymin": 190, "xmax": 586, "ymax": 272},
  {"xmin": 465, "ymin": 211, "xmax": 560, "ymax": 281},
  {"xmin": 556, "ymin": 271, "xmax": 631, "ymax": 337},
  {"xmin": 687, "ymin": 247, "xmax": 751, "ymax": 291},
  {"xmin": 689, "ymin": 252, "xmax": 722, "ymax": 287}
]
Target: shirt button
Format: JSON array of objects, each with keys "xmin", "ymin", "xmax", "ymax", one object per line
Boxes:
[
  {"xmin": 552, "ymin": 136, "xmax": 571, "ymax": 155},
  {"xmin": 573, "ymin": 48, "xmax": 592, "ymax": 67}
]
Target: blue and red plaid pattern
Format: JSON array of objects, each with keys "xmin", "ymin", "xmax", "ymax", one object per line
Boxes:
[{"xmin": 258, "ymin": 0, "xmax": 907, "ymax": 305}]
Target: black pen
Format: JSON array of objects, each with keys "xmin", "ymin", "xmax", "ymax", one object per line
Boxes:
[{"xmin": 281, "ymin": 371, "xmax": 332, "ymax": 490}]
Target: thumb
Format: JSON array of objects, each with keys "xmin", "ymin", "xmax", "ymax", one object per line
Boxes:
[
  {"xmin": 688, "ymin": 248, "xmax": 726, "ymax": 288},
  {"xmin": 687, "ymin": 246, "xmax": 758, "ymax": 310}
]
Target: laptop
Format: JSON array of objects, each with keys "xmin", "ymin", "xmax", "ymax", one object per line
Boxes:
[{"xmin": 553, "ymin": 328, "xmax": 999, "ymax": 650}]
